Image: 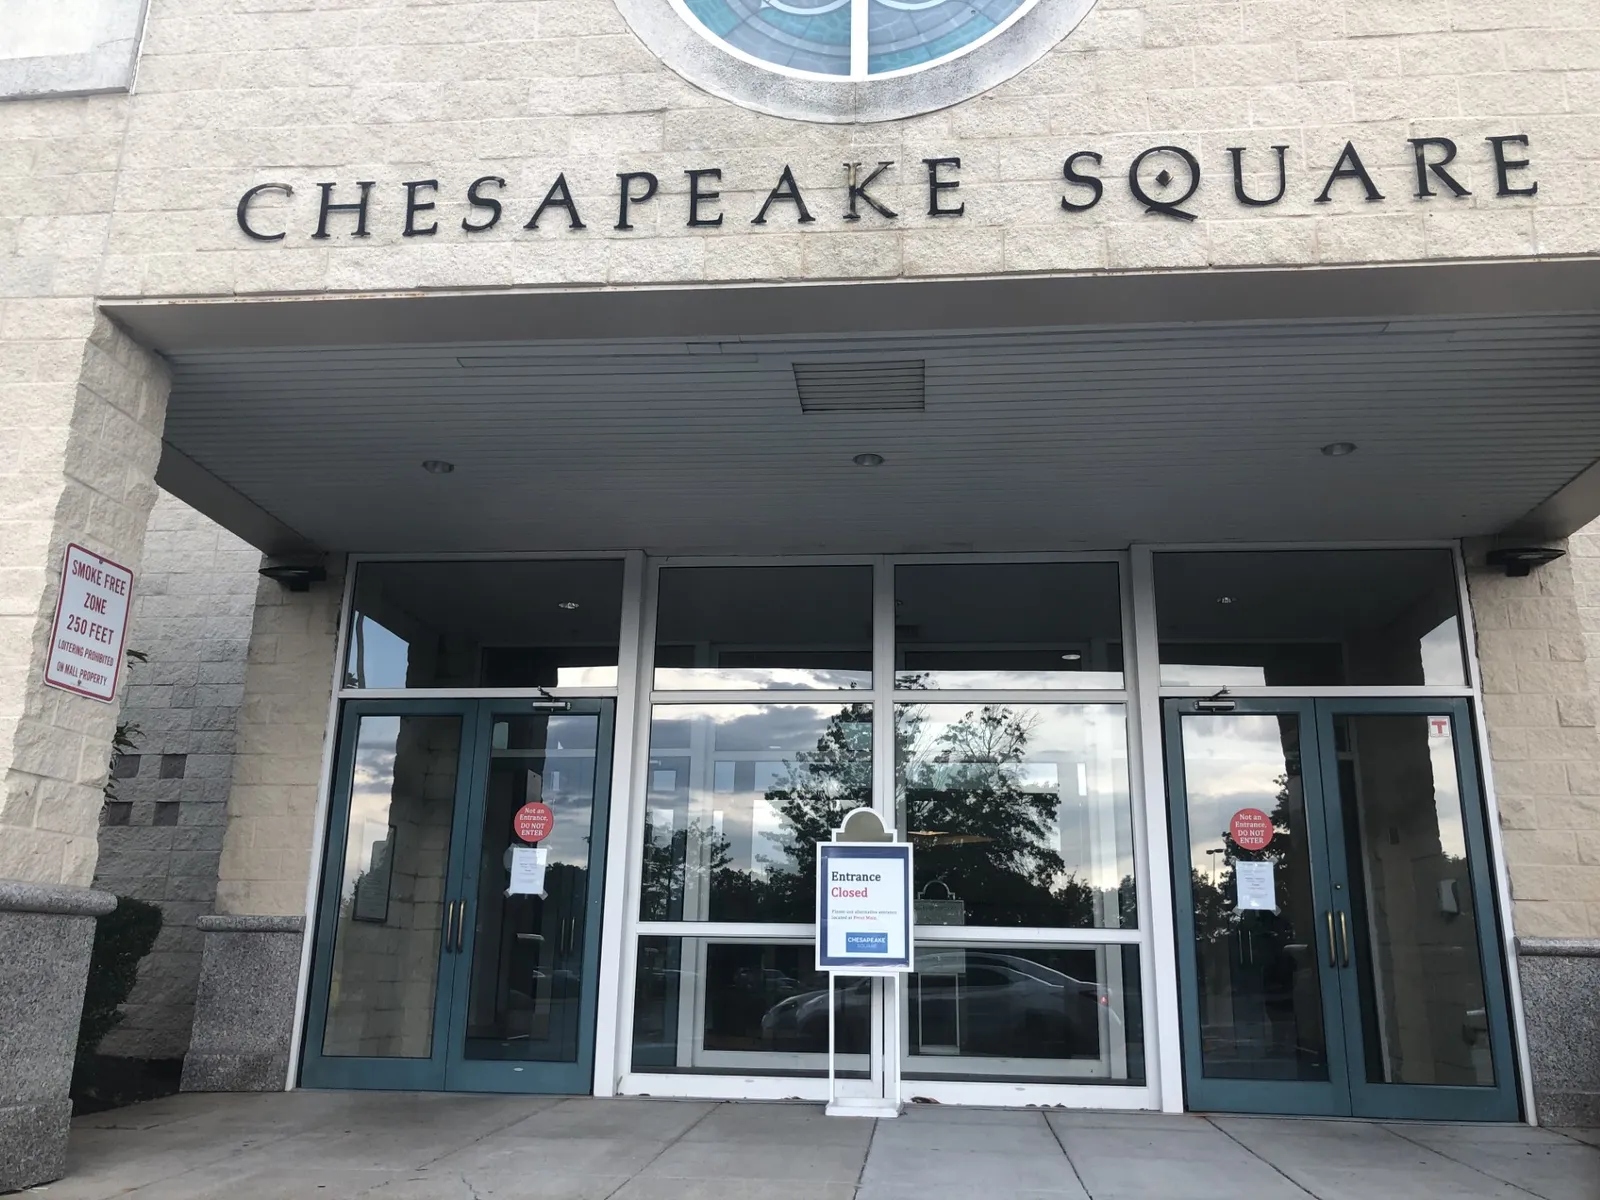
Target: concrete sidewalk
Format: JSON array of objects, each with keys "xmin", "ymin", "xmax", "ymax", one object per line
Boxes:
[{"xmin": 26, "ymin": 1092, "xmax": 1600, "ymax": 1200}]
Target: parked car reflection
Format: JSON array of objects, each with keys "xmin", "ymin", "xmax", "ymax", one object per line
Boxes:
[{"xmin": 759, "ymin": 950, "xmax": 1113, "ymax": 1059}]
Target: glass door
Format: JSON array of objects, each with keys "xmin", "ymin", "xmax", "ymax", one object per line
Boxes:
[
  {"xmin": 1165, "ymin": 699, "xmax": 1348, "ymax": 1115},
  {"xmin": 1314, "ymin": 699, "xmax": 1518, "ymax": 1121},
  {"xmin": 303, "ymin": 698, "xmax": 615, "ymax": 1094},
  {"xmin": 443, "ymin": 699, "xmax": 615, "ymax": 1094},
  {"xmin": 1165, "ymin": 698, "xmax": 1518, "ymax": 1120},
  {"xmin": 302, "ymin": 700, "xmax": 476, "ymax": 1090}
]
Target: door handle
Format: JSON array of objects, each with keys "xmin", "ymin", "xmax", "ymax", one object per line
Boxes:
[
  {"xmin": 443, "ymin": 900, "xmax": 457, "ymax": 953},
  {"xmin": 455, "ymin": 900, "xmax": 468, "ymax": 953},
  {"xmin": 1326, "ymin": 911, "xmax": 1337, "ymax": 968},
  {"xmin": 1338, "ymin": 910, "xmax": 1350, "ymax": 968}
]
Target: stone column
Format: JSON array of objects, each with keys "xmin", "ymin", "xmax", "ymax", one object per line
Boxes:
[
  {"xmin": 183, "ymin": 563, "xmax": 343, "ymax": 1092},
  {"xmin": 1467, "ymin": 540, "xmax": 1600, "ymax": 1126},
  {"xmin": 0, "ymin": 302, "xmax": 172, "ymax": 1188}
]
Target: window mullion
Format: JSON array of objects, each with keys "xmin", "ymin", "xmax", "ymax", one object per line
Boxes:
[
  {"xmin": 850, "ymin": 0, "xmax": 869, "ymax": 78},
  {"xmin": 872, "ymin": 555, "xmax": 895, "ymax": 827}
]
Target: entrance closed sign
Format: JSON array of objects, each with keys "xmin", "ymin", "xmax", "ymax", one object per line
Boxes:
[
  {"xmin": 44, "ymin": 544, "xmax": 133, "ymax": 703},
  {"xmin": 816, "ymin": 843, "xmax": 913, "ymax": 972}
]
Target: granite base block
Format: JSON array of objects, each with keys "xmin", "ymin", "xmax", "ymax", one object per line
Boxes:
[
  {"xmin": 0, "ymin": 882, "xmax": 117, "ymax": 1192},
  {"xmin": 0, "ymin": 1098, "xmax": 72, "ymax": 1192},
  {"xmin": 181, "ymin": 915, "xmax": 304, "ymax": 1093},
  {"xmin": 1518, "ymin": 938, "xmax": 1600, "ymax": 1128}
]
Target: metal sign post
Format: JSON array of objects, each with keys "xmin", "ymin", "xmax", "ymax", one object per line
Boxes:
[{"xmin": 816, "ymin": 808, "xmax": 913, "ymax": 1118}]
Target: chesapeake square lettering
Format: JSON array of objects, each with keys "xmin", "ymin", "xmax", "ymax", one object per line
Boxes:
[{"xmin": 237, "ymin": 134, "xmax": 1538, "ymax": 241}]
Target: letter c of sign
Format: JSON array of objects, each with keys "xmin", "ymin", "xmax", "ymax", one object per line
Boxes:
[{"xmin": 237, "ymin": 183, "xmax": 294, "ymax": 242}]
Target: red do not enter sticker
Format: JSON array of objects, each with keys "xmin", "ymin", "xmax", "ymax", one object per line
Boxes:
[
  {"xmin": 1229, "ymin": 808, "xmax": 1274, "ymax": 851},
  {"xmin": 513, "ymin": 802, "xmax": 554, "ymax": 843}
]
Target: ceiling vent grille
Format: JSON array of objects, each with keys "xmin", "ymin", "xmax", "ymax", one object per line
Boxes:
[{"xmin": 794, "ymin": 360, "xmax": 926, "ymax": 413}]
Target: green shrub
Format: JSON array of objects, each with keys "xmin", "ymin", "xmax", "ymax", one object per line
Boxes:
[{"xmin": 76, "ymin": 897, "xmax": 163, "ymax": 1058}]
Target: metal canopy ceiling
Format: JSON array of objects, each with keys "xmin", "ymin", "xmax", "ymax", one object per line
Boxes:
[{"xmin": 155, "ymin": 311, "xmax": 1600, "ymax": 556}]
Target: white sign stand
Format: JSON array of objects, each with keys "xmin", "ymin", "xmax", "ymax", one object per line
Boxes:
[{"xmin": 817, "ymin": 808, "xmax": 913, "ymax": 1119}]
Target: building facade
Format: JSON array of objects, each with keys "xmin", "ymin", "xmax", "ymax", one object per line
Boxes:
[{"xmin": 4, "ymin": 0, "xmax": 1600, "ymax": 1189}]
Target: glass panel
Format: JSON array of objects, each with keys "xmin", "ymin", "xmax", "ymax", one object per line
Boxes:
[
  {"xmin": 653, "ymin": 566, "xmax": 872, "ymax": 690},
  {"xmin": 321, "ymin": 714, "xmax": 461, "ymax": 1059},
  {"xmin": 1155, "ymin": 550, "xmax": 1467, "ymax": 687},
  {"xmin": 1179, "ymin": 712, "xmax": 1329, "ymax": 1081},
  {"xmin": 684, "ymin": 0, "xmax": 851, "ymax": 77},
  {"xmin": 462, "ymin": 710, "xmax": 604, "ymax": 1062},
  {"xmin": 903, "ymin": 944, "xmax": 1144, "ymax": 1083},
  {"xmin": 1334, "ymin": 713, "xmax": 1495, "ymax": 1087},
  {"xmin": 345, "ymin": 560, "xmax": 624, "ymax": 689},
  {"xmin": 642, "ymin": 703, "xmax": 872, "ymax": 922},
  {"xmin": 895, "ymin": 563, "xmax": 1123, "ymax": 690},
  {"xmin": 868, "ymin": 0, "xmax": 1029, "ymax": 74},
  {"xmin": 896, "ymin": 704, "xmax": 1134, "ymax": 928},
  {"xmin": 631, "ymin": 938, "xmax": 869, "ymax": 1076}
]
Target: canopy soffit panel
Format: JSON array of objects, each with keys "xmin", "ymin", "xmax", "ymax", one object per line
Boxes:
[{"xmin": 105, "ymin": 260, "xmax": 1600, "ymax": 555}]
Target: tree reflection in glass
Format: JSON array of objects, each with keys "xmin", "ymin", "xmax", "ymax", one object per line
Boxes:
[
  {"xmin": 897, "ymin": 704, "xmax": 1135, "ymax": 929},
  {"xmin": 641, "ymin": 704, "xmax": 871, "ymax": 923}
]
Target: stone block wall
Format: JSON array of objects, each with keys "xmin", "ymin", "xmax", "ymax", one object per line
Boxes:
[
  {"xmin": 214, "ymin": 561, "xmax": 344, "ymax": 919},
  {"xmin": 91, "ymin": 490, "xmax": 260, "ymax": 1061},
  {"xmin": 1472, "ymin": 542, "xmax": 1600, "ymax": 940},
  {"xmin": 1468, "ymin": 539, "xmax": 1600, "ymax": 1124},
  {"xmin": 0, "ymin": 308, "xmax": 169, "ymax": 888},
  {"xmin": 0, "ymin": 1, "xmax": 1590, "ymax": 300}
]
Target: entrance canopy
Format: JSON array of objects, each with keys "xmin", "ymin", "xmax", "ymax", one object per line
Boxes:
[{"xmin": 106, "ymin": 259, "xmax": 1600, "ymax": 556}]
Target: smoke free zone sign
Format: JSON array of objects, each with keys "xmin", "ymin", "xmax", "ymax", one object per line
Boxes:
[{"xmin": 816, "ymin": 843, "xmax": 913, "ymax": 972}]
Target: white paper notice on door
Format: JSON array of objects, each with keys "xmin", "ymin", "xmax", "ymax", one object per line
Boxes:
[
  {"xmin": 1235, "ymin": 860, "xmax": 1276, "ymax": 911},
  {"xmin": 508, "ymin": 846, "xmax": 549, "ymax": 896}
]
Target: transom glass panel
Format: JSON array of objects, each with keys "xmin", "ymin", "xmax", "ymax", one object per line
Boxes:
[
  {"xmin": 654, "ymin": 565, "xmax": 872, "ymax": 691},
  {"xmin": 895, "ymin": 562, "xmax": 1124, "ymax": 690},
  {"xmin": 1154, "ymin": 550, "xmax": 1467, "ymax": 688},
  {"xmin": 345, "ymin": 560, "xmax": 624, "ymax": 689}
]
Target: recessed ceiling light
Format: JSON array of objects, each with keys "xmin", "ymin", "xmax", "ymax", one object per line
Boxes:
[
  {"xmin": 1218, "ymin": 596, "xmax": 1236, "ymax": 605},
  {"xmin": 1060, "ymin": 653, "xmax": 1082, "ymax": 661},
  {"xmin": 421, "ymin": 459, "xmax": 455, "ymax": 474},
  {"xmin": 853, "ymin": 452, "xmax": 885, "ymax": 467},
  {"xmin": 1321, "ymin": 442, "xmax": 1357, "ymax": 457},
  {"xmin": 557, "ymin": 601, "xmax": 580, "ymax": 610}
]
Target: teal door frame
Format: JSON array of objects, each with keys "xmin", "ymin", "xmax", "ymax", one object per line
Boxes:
[
  {"xmin": 1312, "ymin": 698, "xmax": 1519, "ymax": 1122},
  {"xmin": 300, "ymin": 698, "xmax": 478, "ymax": 1091},
  {"xmin": 1164, "ymin": 698, "xmax": 1351, "ymax": 1116},
  {"xmin": 301, "ymin": 697, "xmax": 616, "ymax": 1095},
  {"xmin": 1165, "ymin": 697, "xmax": 1521, "ymax": 1120},
  {"xmin": 442, "ymin": 698, "xmax": 616, "ymax": 1095}
]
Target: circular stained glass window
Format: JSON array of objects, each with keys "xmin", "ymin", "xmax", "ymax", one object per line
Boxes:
[
  {"xmin": 673, "ymin": 0, "xmax": 1038, "ymax": 79},
  {"xmin": 618, "ymin": 0, "xmax": 1097, "ymax": 121}
]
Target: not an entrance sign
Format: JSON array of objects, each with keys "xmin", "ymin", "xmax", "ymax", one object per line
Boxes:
[
  {"xmin": 816, "ymin": 843, "xmax": 913, "ymax": 973},
  {"xmin": 44, "ymin": 544, "xmax": 133, "ymax": 703}
]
